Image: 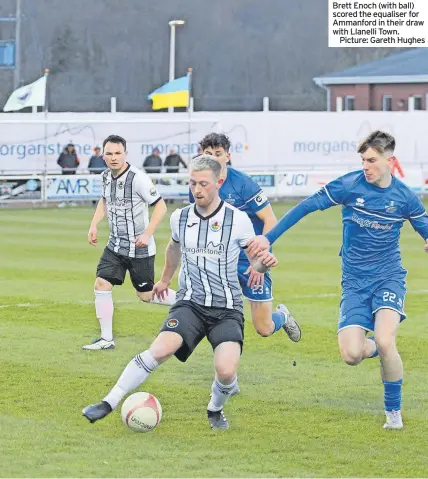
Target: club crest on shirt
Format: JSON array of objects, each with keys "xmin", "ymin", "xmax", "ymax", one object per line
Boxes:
[
  {"xmin": 385, "ymin": 201, "xmax": 396, "ymax": 213},
  {"xmin": 210, "ymin": 220, "xmax": 222, "ymax": 232},
  {"xmin": 118, "ymin": 181, "xmax": 124, "ymax": 189},
  {"xmin": 225, "ymin": 193, "xmax": 236, "ymax": 205},
  {"xmin": 356, "ymin": 197, "xmax": 365, "ymax": 207}
]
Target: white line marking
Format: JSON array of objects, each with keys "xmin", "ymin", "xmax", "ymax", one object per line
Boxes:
[{"xmin": 1, "ymin": 290, "xmax": 428, "ymax": 309}]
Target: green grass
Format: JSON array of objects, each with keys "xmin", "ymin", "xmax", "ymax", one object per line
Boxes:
[{"xmin": 1, "ymin": 203, "xmax": 428, "ymax": 477}]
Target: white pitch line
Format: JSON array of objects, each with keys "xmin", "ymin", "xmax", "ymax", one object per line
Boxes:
[
  {"xmin": 1, "ymin": 290, "xmax": 428, "ymax": 309},
  {"xmin": 0, "ymin": 299, "xmax": 138, "ymax": 309}
]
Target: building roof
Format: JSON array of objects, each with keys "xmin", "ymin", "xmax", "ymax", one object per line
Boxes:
[{"xmin": 313, "ymin": 49, "xmax": 428, "ymax": 86}]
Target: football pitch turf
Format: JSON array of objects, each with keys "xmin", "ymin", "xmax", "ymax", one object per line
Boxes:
[{"xmin": 1, "ymin": 203, "xmax": 428, "ymax": 478}]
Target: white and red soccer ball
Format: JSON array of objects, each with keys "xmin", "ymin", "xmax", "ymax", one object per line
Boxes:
[{"xmin": 121, "ymin": 392, "xmax": 162, "ymax": 432}]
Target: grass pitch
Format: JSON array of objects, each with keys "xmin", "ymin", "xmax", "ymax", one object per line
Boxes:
[{"xmin": 1, "ymin": 203, "xmax": 427, "ymax": 477}]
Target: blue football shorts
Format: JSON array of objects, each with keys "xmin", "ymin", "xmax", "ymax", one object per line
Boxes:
[
  {"xmin": 338, "ymin": 274, "xmax": 407, "ymax": 332},
  {"xmin": 237, "ymin": 258, "xmax": 273, "ymax": 302}
]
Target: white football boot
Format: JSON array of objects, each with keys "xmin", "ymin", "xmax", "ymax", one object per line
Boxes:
[
  {"xmin": 383, "ymin": 410, "xmax": 403, "ymax": 430},
  {"xmin": 82, "ymin": 338, "xmax": 115, "ymax": 350}
]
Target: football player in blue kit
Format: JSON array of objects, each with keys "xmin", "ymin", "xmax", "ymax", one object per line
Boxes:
[
  {"xmin": 191, "ymin": 133, "xmax": 301, "ymax": 342},
  {"xmin": 247, "ymin": 130, "xmax": 428, "ymax": 430}
]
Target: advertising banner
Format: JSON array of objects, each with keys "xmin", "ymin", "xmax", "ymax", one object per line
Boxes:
[
  {"xmin": 0, "ymin": 176, "xmax": 43, "ymax": 201},
  {"xmin": 0, "ymin": 111, "xmax": 427, "ymax": 172}
]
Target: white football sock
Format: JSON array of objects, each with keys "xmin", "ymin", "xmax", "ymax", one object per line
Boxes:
[
  {"xmin": 95, "ymin": 290, "xmax": 114, "ymax": 341},
  {"xmin": 103, "ymin": 350, "xmax": 159, "ymax": 409},
  {"xmin": 151, "ymin": 288, "xmax": 177, "ymax": 306},
  {"xmin": 207, "ymin": 376, "xmax": 238, "ymax": 412}
]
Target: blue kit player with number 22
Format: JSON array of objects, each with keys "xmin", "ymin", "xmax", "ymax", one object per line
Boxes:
[
  {"xmin": 190, "ymin": 133, "xmax": 302, "ymax": 344},
  {"xmin": 247, "ymin": 130, "xmax": 428, "ymax": 430}
]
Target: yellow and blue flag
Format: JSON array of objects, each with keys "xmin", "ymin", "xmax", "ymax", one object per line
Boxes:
[{"xmin": 148, "ymin": 76, "xmax": 189, "ymax": 110}]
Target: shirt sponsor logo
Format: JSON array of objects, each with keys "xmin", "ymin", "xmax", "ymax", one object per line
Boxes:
[
  {"xmin": 184, "ymin": 242, "xmax": 225, "ymax": 257},
  {"xmin": 351, "ymin": 213, "xmax": 393, "ymax": 230},
  {"xmin": 110, "ymin": 198, "xmax": 131, "ymax": 208}
]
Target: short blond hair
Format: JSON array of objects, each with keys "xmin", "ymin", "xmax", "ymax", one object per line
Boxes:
[{"xmin": 189, "ymin": 155, "xmax": 222, "ymax": 180}]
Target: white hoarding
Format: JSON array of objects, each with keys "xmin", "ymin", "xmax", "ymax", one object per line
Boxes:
[{"xmin": 0, "ymin": 111, "xmax": 427, "ymax": 173}]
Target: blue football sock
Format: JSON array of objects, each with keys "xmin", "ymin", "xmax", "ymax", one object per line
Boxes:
[
  {"xmin": 367, "ymin": 336, "xmax": 379, "ymax": 358},
  {"xmin": 272, "ymin": 311, "xmax": 286, "ymax": 333},
  {"xmin": 383, "ymin": 379, "xmax": 403, "ymax": 411}
]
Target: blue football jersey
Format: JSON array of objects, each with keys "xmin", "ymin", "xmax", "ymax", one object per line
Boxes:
[
  {"xmin": 189, "ymin": 167, "xmax": 270, "ymax": 259},
  {"xmin": 313, "ymin": 170, "xmax": 428, "ymax": 277}
]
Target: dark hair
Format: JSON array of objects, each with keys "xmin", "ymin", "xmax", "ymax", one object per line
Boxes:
[
  {"xmin": 358, "ymin": 130, "xmax": 395, "ymax": 155},
  {"xmin": 102, "ymin": 134, "xmax": 127, "ymax": 151},
  {"xmin": 199, "ymin": 133, "xmax": 231, "ymax": 153}
]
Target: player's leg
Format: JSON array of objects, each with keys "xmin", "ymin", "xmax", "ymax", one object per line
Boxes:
[
  {"xmin": 129, "ymin": 255, "xmax": 176, "ymax": 306},
  {"xmin": 206, "ymin": 309, "xmax": 244, "ymax": 429},
  {"xmin": 338, "ymin": 326, "xmax": 374, "ymax": 365},
  {"xmin": 337, "ymin": 281, "xmax": 378, "ymax": 365},
  {"xmin": 372, "ymin": 280, "xmax": 406, "ymax": 429},
  {"xmin": 82, "ymin": 247, "xmax": 126, "ymax": 350},
  {"xmin": 239, "ymin": 260, "xmax": 301, "ymax": 341},
  {"xmin": 82, "ymin": 301, "xmax": 206, "ymax": 423},
  {"xmin": 248, "ymin": 300, "xmax": 274, "ymax": 336}
]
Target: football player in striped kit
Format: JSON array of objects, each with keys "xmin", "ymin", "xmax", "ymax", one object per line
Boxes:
[
  {"xmin": 83, "ymin": 135, "xmax": 176, "ymax": 351},
  {"xmin": 83, "ymin": 155, "xmax": 278, "ymax": 429}
]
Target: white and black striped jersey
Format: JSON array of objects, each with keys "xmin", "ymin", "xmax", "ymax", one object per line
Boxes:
[
  {"xmin": 170, "ymin": 201, "xmax": 255, "ymax": 313},
  {"xmin": 101, "ymin": 164, "xmax": 162, "ymax": 258}
]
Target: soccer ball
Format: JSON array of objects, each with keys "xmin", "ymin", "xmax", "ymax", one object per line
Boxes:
[{"xmin": 121, "ymin": 392, "xmax": 162, "ymax": 432}]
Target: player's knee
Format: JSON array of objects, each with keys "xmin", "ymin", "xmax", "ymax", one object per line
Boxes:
[
  {"xmin": 216, "ymin": 366, "xmax": 237, "ymax": 384},
  {"xmin": 374, "ymin": 335, "xmax": 396, "ymax": 356},
  {"xmin": 150, "ymin": 332, "xmax": 183, "ymax": 362},
  {"xmin": 136, "ymin": 291, "xmax": 151, "ymax": 303},
  {"xmin": 254, "ymin": 323, "xmax": 273, "ymax": 337},
  {"xmin": 95, "ymin": 277, "xmax": 113, "ymax": 291},
  {"xmin": 340, "ymin": 349, "xmax": 363, "ymax": 366}
]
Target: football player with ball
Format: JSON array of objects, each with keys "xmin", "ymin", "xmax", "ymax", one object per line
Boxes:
[{"xmin": 83, "ymin": 155, "xmax": 277, "ymax": 430}]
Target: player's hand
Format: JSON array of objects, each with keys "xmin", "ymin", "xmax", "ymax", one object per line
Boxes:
[
  {"xmin": 247, "ymin": 235, "xmax": 270, "ymax": 258},
  {"xmin": 258, "ymin": 250, "xmax": 278, "ymax": 268},
  {"xmin": 136, "ymin": 232, "xmax": 151, "ymax": 247},
  {"xmin": 88, "ymin": 226, "xmax": 98, "ymax": 246},
  {"xmin": 244, "ymin": 265, "xmax": 264, "ymax": 288},
  {"xmin": 151, "ymin": 280, "xmax": 170, "ymax": 301},
  {"xmin": 424, "ymin": 239, "xmax": 428, "ymax": 253}
]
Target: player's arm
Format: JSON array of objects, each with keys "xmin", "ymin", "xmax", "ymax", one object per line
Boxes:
[
  {"xmin": 237, "ymin": 212, "xmax": 278, "ymax": 273},
  {"xmin": 407, "ymin": 194, "xmax": 428, "ymax": 252},
  {"xmin": 134, "ymin": 173, "xmax": 168, "ymax": 247},
  {"xmin": 136, "ymin": 198, "xmax": 167, "ymax": 247},
  {"xmin": 88, "ymin": 198, "xmax": 106, "ymax": 246},
  {"xmin": 255, "ymin": 204, "xmax": 277, "ymax": 233},
  {"xmin": 145, "ymin": 199, "xmax": 168, "ymax": 237},
  {"xmin": 160, "ymin": 239, "xmax": 181, "ymax": 284},
  {"xmin": 244, "ymin": 248, "xmax": 278, "ymax": 273},
  {"xmin": 247, "ymin": 177, "xmax": 346, "ymax": 256},
  {"xmin": 152, "ymin": 211, "xmax": 181, "ymax": 300},
  {"xmin": 240, "ymin": 183, "xmax": 276, "ymax": 283}
]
